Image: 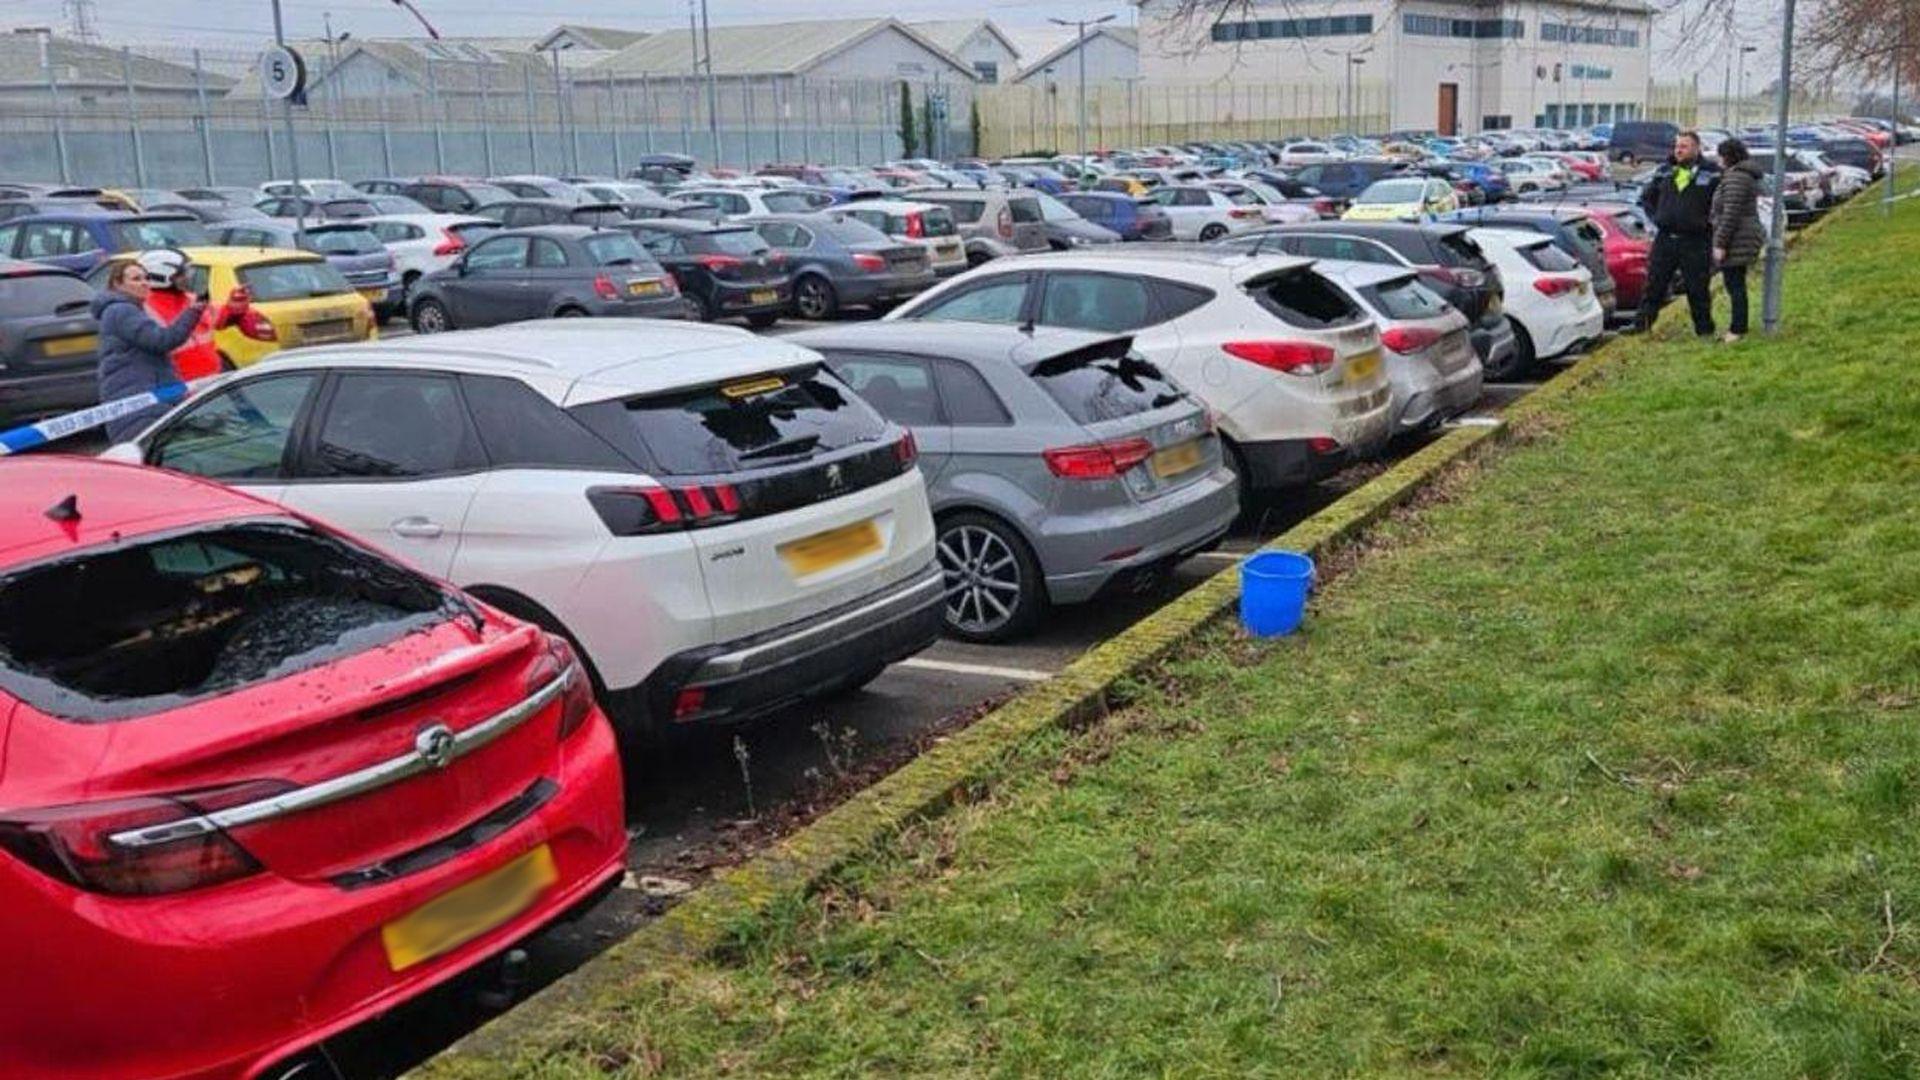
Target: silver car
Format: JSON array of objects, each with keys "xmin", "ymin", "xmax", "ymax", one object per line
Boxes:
[
  {"xmin": 1313, "ymin": 260, "xmax": 1484, "ymax": 435},
  {"xmin": 901, "ymin": 189, "xmax": 1049, "ymax": 266},
  {"xmin": 784, "ymin": 322, "xmax": 1240, "ymax": 643}
]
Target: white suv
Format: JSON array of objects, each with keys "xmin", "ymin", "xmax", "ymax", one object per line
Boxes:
[
  {"xmin": 887, "ymin": 248, "xmax": 1392, "ymax": 491},
  {"xmin": 104, "ymin": 321, "xmax": 943, "ymax": 739}
]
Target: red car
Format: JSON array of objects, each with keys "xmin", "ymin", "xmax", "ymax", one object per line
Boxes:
[
  {"xmin": 1578, "ymin": 203, "xmax": 1654, "ymax": 311},
  {"xmin": 0, "ymin": 457, "xmax": 626, "ymax": 1080}
]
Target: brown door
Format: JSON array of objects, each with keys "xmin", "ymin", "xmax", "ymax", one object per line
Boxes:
[{"xmin": 1438, "ymin": 83, "xmax": 1459, "ymax": 136}]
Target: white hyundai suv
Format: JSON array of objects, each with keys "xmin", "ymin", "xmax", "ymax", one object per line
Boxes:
[
  {"xmin": 359, "ymin": 213, "xmax": 500, "ymax": 308},
  {"xmin": 886, "ymin": 248, "xmax": 1392, "ymax": 492},
  {"xmin": 104, "ymin": 320, "xmax": 943, "ymax": 740}
]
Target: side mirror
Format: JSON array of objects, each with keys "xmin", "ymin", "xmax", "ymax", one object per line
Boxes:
[{"xmin": 454, "ymin": 255, "xmax": 471, "ymax": 275}]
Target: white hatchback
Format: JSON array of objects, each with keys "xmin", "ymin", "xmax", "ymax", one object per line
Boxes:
[
  {"xmin": 1469, "ymin": 227, "xmax": 1605, "ymax": 366},
  {"xmin": 886, "ymin": 248, "xmax": 1392, "ymax": 491},
  {"xmin": 359, "ymin": 213, "xmax": 501, "ymax": 306},
  {"xmin": 104, "ymin": 321, "xmax": 943, "ymax": 739},
  {"xmin": 1148, "ymin": 185, "xmax": 1270, "ymax": 241}
]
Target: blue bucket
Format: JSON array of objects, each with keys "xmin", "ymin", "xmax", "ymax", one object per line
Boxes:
[{"xmin": 1240, "ymin": 551, "xmax": 1315, "ymax": 637}]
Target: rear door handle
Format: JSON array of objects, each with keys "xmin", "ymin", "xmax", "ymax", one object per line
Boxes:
[{"xmin": 391, "ymin": 516, "xmax": 443, "ymax": 539}]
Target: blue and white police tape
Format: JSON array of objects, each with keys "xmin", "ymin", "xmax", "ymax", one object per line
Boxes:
[{"xmin": 0, "ymin": 382, "xmax": 190, "ymax": 456}]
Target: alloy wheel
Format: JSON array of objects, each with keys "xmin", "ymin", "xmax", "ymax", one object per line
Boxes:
[
  {"xmin": 796, "ymin": 277, "xmax": 835, "ymax": 319},
  {"xmin": 412, "ymin": 300, "xmax": 449, "ymax": 334},
  {"xmin": 938, "ymin": 524, "xmax": 1023, "ymax": 636}
]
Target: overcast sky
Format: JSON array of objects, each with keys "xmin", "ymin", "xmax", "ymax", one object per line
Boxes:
[{"xmin": 7, "ymin": 0, "xmax": 1796, "ymax": 89}]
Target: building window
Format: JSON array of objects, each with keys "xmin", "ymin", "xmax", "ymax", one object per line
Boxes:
[
  {"xmin": 1403, "ymin": 14, "xmax": 1522, "ymax": 38},
  {"xmin": 1482, "ymin": 114, "xmax": 1513, "ymax": 130},
  {"xmin": 1540, "ymin": 22, "xmax": 1640, "ymax": 47},
  {"xmin": 974, "ymin": 61, "xmax": 998, "ymax": 83},
  {"xmin": 1212, "ymin": 12, "xmax": 1373, "ymax": 41}
]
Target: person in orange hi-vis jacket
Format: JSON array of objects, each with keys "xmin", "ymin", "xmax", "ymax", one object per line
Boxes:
[{"xmin": 134, "ymin": 249, "xmax": 253, "ymax": 381}]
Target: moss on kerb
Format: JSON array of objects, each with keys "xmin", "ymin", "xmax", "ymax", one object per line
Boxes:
[{"xmin": 411, "ymin": 207, "xmax": 1856, "ymax": 1078}]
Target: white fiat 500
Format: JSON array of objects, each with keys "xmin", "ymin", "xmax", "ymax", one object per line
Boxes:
[{"xmin": 105, "ymin": 321, "xmax": 943, "ymax": 740}]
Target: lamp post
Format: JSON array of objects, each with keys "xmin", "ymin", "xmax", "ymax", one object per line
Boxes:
[
  {"xmin": 1048, "ymin": 13, "xmax": 1116, "ymax": 162},
  {"xmin": 1737, "ymin": 44, "xmax": 1757, "ymax": 128},
  {"xmin": 1761, "ymin": 0, "xmax": 1796, "ymax": 335},
  {"xmin": 1323, "ymin": 45, "xmax": 1372, "ymax": 135}
]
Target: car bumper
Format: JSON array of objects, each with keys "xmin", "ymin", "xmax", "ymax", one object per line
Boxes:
[
  {"xmin": 713, "ymin": 282, "xmax": 792, "ymax": 315},
  {"xmin": 1040, "ymin": 466, "xmax": 1241, "ymax": 606},
  {"xmin": 1538, "ymin": 304, "xmax": 1607, "ymax": 359},
  {"xmin": 1389, "ymin": 354, "xmax": 1485, "ymax": 433},
  {"xmin": 0, "ymin": 368, "xmax": 97, "ymax": 425},
  {"xmin": 1469, "ymin": 316, "xmax": 1518, "ymax": 369},
  {"xmin": 837, "ymin": 272, "xmax": 937, "ymax": 306},
  {"xmin": 642, "ymin": 561, "xmax": 944, "ymax": 728},
  {"xmin": 584, "ymin": 294, "xmax": 690, "ymax": 320},
  {"xmin": 0, "ymin": 714, "xmax": 627, "ymax": 1080},
  {"xmin": 1236, "ymin": 436, "xmax": 1353, "ymax": 489}
]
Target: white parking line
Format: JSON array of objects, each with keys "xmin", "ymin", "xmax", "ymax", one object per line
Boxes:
[
  {"xmin": 1483, "ymin": 382, "xmax": 1543, "ymax": 390},
  {"xmin": 1446, "ymin": 416, "xmax": 1503, "ymax": 428},
  {"xmin": 895, "ymin": 657, "xmax": 1056, "ymax": 682},
  {"xmin": 1191, "ymin": 550, "xmax": 1250, "ymax": 563}
]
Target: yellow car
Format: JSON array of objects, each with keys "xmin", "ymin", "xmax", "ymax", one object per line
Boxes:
[
  {"xmin": 1341, "ymin": 177, "xmax": 1460, "ymax": 222},
  {"xmin": 1095, "ymin": 175, "xmax": 1154, "ymax": 197},
  {"xmin": 94, "ymin": 247, "xmax": 378, "ymax": 369}
]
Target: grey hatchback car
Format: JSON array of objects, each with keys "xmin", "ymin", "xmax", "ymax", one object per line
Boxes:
[
  {"xmin": 784, "ymin": 322, "xmax": 1239, "ymax": 642},
  {"xmin": 901, "ymin": 189, "xmax": 1050, "ymax": 266},
  {"xmin": 408, "ymin": 225, "xmax": 684, "ymax": 332}
]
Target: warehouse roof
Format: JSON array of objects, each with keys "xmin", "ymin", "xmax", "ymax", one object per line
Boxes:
[
  {"xmin": 0, "ymin": 31, "xmax": 235, "ymax": 91},
  {"xmin": 587, "ymin": 17, "xmax": 975, "ymax": 80},
  {"xmin": 908, "ymin": 20, "xmax": 1020, "ymax": 59}
]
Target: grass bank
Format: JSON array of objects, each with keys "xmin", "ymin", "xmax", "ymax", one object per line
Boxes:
[{"xmin": 450, "ymin": 198, "xmax": 1920, "ymax": 1077}]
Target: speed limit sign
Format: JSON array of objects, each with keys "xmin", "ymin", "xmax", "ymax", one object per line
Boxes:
[{"xmin": 261, "ymin": 44, "xmax": 306, "ymax": 101}]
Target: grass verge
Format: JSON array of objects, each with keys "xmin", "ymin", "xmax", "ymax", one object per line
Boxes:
[{"xmin": 423, "ymin": 196, "xmax": 1920, "ymax": 1077}]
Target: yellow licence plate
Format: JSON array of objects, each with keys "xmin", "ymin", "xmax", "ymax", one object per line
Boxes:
[
  {"xmin": 381, "ymin": 845, "xmax": 557, "ymax": 972},
  {"xmin": 359, "ymin": 287, "xmax": 388, "ymax": 303},
  {"xmin": 750, "ymin": 289, "xmax": 779, "ymax": 305},
  {"xmin": 41, "ymin": 334, "xmax": 98, "ymax": 357},
  {"xmin": 780, "ymin": 519, "xmax": 882, "ymax": 576},
  {"xmin": 1150, "ymin": 439, "xmax": 1205, "ymax": 479},
  {"xmin": 1345, "ymin": 349, "xmax": 1382, "ymax": 385},
  {"xmin": 629, "ymin": 279, "xmax": 664, "ymax": 296}
]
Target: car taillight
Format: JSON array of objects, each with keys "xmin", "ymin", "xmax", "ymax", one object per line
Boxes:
[
  {"xmin": 586, "ymin": 482, "xmax": 742, "ymax": 535},
  {"xmin": 1423, "ymin": 266, "xmax": 1486, "ymax": 289},
  {"xmin": 238, "ymin": 309, "xmax": 277, "ymax": 342},
  {"xmin": 852, "ymin": 252, "xmax": 887, "ymax": 273},
  {"xmin": 527, "ymin": 632, "xmax": 594, "ymax": 740},
  {"xmin": 1380, "ymin": 326, "xmax": 1443, "ymax": 353},
  {"xmin": 895, "ymin": 428, "xmax": 918, "ymax": 466},
  {"xmin": 904, "ymin": 212, "xmax": 926, "ymax": 239},
  {"xmin": 432, "ymin": 229, "xmax": 466, "ymax": 256},
  {"xmin": 1229, "ymin": 207, "xmax": 1261, "ymax": 219},
  {"xmin": 1313, "ymin": 197, "xmax": 1337, "ymax": 215},
  {"xmin": 1533, "ymin": 275, "xmax": 1581, "ymax": 296},
  {"xmin": 997, "ymin": 206, "xmax": 1014, "ymax": 239},
  {"xmin": 1043, "ymin": 437, "xmax": 1155, "ymax": 479},
  {"xmin": 1222, "ymin": 340, "xmax": 1337, "ymax": 376},
  {"xmin": 593, "ymin": 272, "xmax": 620, "ymax": 300},
  {"xmin": 694, "ymin": 254, "xmax": 743, "ymax": 273},
  {"xmin": 0, "ymin": 779, "xmax": 290, "ymax": 896}
]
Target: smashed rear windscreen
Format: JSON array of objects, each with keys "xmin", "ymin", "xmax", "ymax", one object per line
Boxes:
[
  {"xmin": 1028, "ymin": 346, "xmax": 1186, "ymax": 424},
  {"xmin": 0, "ymin": 521, "xmax": 462, "ymax": 722},
  {"xmin": 1248, "ymin": 269, "xmax": 1366, "ymax": 330},
  {"xmin": 586, "ymin": 365, "xmax": 887, "ymax": 475}
]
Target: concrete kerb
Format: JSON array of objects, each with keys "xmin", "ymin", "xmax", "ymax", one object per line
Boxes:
[{"xmin": 409, "ymin": 199, "xmax": 1854, "ymax": 1079}]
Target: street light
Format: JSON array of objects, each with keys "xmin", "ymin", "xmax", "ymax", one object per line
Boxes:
[
  {"xmin": 1323, "ymin": 46, "xmax": 1372, "ymax": 136},
  {"xmin": 1048, "ymin": 13, "xmax": 1116, "ymax": 161},
  {"xmin": 1737, "ymin": 44, "xmax": 1757, "ymax": 128}
]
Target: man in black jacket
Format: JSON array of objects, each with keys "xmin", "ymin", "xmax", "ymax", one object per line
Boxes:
[{"xmin": 1636, "ymin": 130, "xmax": 1720, "ymax": 336}]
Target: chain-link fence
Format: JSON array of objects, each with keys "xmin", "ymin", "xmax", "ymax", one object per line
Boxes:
[{"xmin": 974, "ymin": 79, "xmax": 1392, "ymax": 158}]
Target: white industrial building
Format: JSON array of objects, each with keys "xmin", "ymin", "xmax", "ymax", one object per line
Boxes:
[
  {"xmin": 1138, "ymin": 0, "xmax": 1655, "ymax": 134},
  {"xmin": 1010, "ymin": 27, "xmax": 1142, "ymax": 87},
  {"xmin": 911, "ymin": 20, "xmax": 1023, "ymax": 84}
]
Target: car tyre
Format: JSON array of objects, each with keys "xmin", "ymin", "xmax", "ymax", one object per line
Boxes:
[
  {"xmin": 410, "ymin": 297, "xmax": 451, "ymax": 334},
  {"xmin": 747, "ymin": 311, "xmax": 780, "ymax": 329},
  {"xmin": 1497, "ymin": 316, "xmax": 1536, "ymax": 380},
  {"xmin": 794, "ymin": 275, "xmax": 838, "ymax": 320},
  {"xmin": 555, "ymin": 306, "xmax": 588, "ymax": 318},
  {"xmin": 1198, "ymin": 223, "xmax": 1229, "ymax": 241},
  {"xmin": 688, "ymin": 293, "xmax": 715, "ymax": 322},
  {"xmin": 936, "ymin": 510, "xmax": 1045, "ymax": 644}
]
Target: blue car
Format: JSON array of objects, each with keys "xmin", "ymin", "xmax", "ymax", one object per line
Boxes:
[
  {"xmin": 1058, "ymin": 191, "xmax": 1174, "ymax": 241},
  {"xmin": 1446, "ymin": 161, "xmax": 1513, "ymax": 202},
  {"xmin": 0, "ymin": 210, "xmax": 211, "ymax": 274}
]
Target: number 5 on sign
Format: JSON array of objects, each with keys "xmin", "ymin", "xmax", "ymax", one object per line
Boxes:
[{"xmin": 261, "ymin": 45, "xmax": 306, "ymax": 102}]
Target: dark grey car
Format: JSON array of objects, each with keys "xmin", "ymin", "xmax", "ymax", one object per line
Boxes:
[
  {"xmin": 751, "ymin": 213, "xmax": 936, "ymax": 320},
  {"xmin": 473, "ymin": 199, "xmax": 632, "ymax": 229},
  {"xmin": 784, "ymin": 323, "xmax": 1240, "ymax": 642},
  {"xmin": 577, "ymin": 182, "xmax": 724, "ymax": 223},
  {"xmin": 407, "ymin": 225, "xmax": 684, "ymax": 333},
  {"xmin": 0, "ymin": 260, "xmax": 98, "ymax": 423}
]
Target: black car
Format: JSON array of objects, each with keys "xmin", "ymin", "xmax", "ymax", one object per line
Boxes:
[
  {"xmin": 1438, "ymin": 206, "xmax": 1621, "ymax": 323},
  {"xmin": 0, "ymin": 260, "xmax": 99, "ymax": 424},
  {"xmin": 625, "ymin": 153, "xmax": 699, "ymax": 187},
  {"xmin": 1234, "ymin": 221, "xmax": 1521, "ymax": 378},
  {"xmin": 1608, "ymin": 120, "xmax": 1680, "ymax": 165},
  {"xmin": 751, "ymin": 213, "xmax": 935, "ymax": 319},
  {"xmin": 1819, "ymin": 136, "xmax": 1882, "ymax": 177},
  {"xmin": 0, "ymin": 197, "xmax": 117, "ymax": 225},
  {"xmin": 408, "ymin": 225, "xmax": 685, "ymax": 334},
  {"xmin": 401, "ymin": 178, "xmax": 521, "ymax": 215},
  {"xmin": 577, "ymin": 182, "xmax": 725, "ymax": 223},
  {"xmin": 623, "ymin": 219, "xmax": 792, "ymax": 327},
  {"xmin": 1282, "ymin": 159, "xmax": 1409, "ymax": 205},
  {"xmin": 353, "ymin": 178, "xmax": 416, "ymax": 196},
  {"xmin": 146, "ymin": 200, "xmax": 273, "ymax": 225},
  {"xmin": 473, "ymin": 199, "xmax": 632, "ymax": 228}
]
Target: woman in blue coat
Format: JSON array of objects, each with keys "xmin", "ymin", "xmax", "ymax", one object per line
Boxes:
[{"xmin": 93, "ymin": 251, "xmax": 204, "ymax": 441}]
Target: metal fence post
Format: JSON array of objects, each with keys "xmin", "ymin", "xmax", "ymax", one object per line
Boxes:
[
  {"xmin": 191, "ymin": 49, "xmax": 216, "ymax": 184},
  {"xmin": 261, "ymin": 81, "xmax": 278, "ymax": 183},
  {"xmin": 567, "ymin": 72, "xmax": 583, "ymax": 175},
  {"xmin": 321, "ymin": 61, "xmax": 339, "ymax": 178},
  {"xmin": 523, "ymin": 64, "xmax": 538, "ymax": 171},
  {"xmin": 481, "ymin": 63, "xmax": 497, "ymax": 176},
  {"xmin": 772, "ymin": 76, "xmax": 784, "ymax": 163},
  {"xmin": 378, "ymin": 88, "xmax": 394, "ymax": 175},
  {"xmin": 427, "ymin": 56, "xmax": 446, "ymax": 172},
  {"xmin": 742, "ymin": 76, "xmax": 755, "ymax": 169},
  {"xmin": 607, "ymin": 67, "xmax": 622, "ymax": 177},
  {"xmin": 42, "ymin": 36, "xmax": 71, "ymax": 184},
  {"xmin": 121, "ymin": 48, "xmax": 147, "ymax": 187},
  {"xmin": 642, "ymin": 73, "xmax": 655, "ymax": 155}
]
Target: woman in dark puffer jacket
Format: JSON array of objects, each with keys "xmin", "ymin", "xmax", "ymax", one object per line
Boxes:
[{"xmin": 1711, "ymin": 138, "xmax": 1767, "ymax": 343}]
